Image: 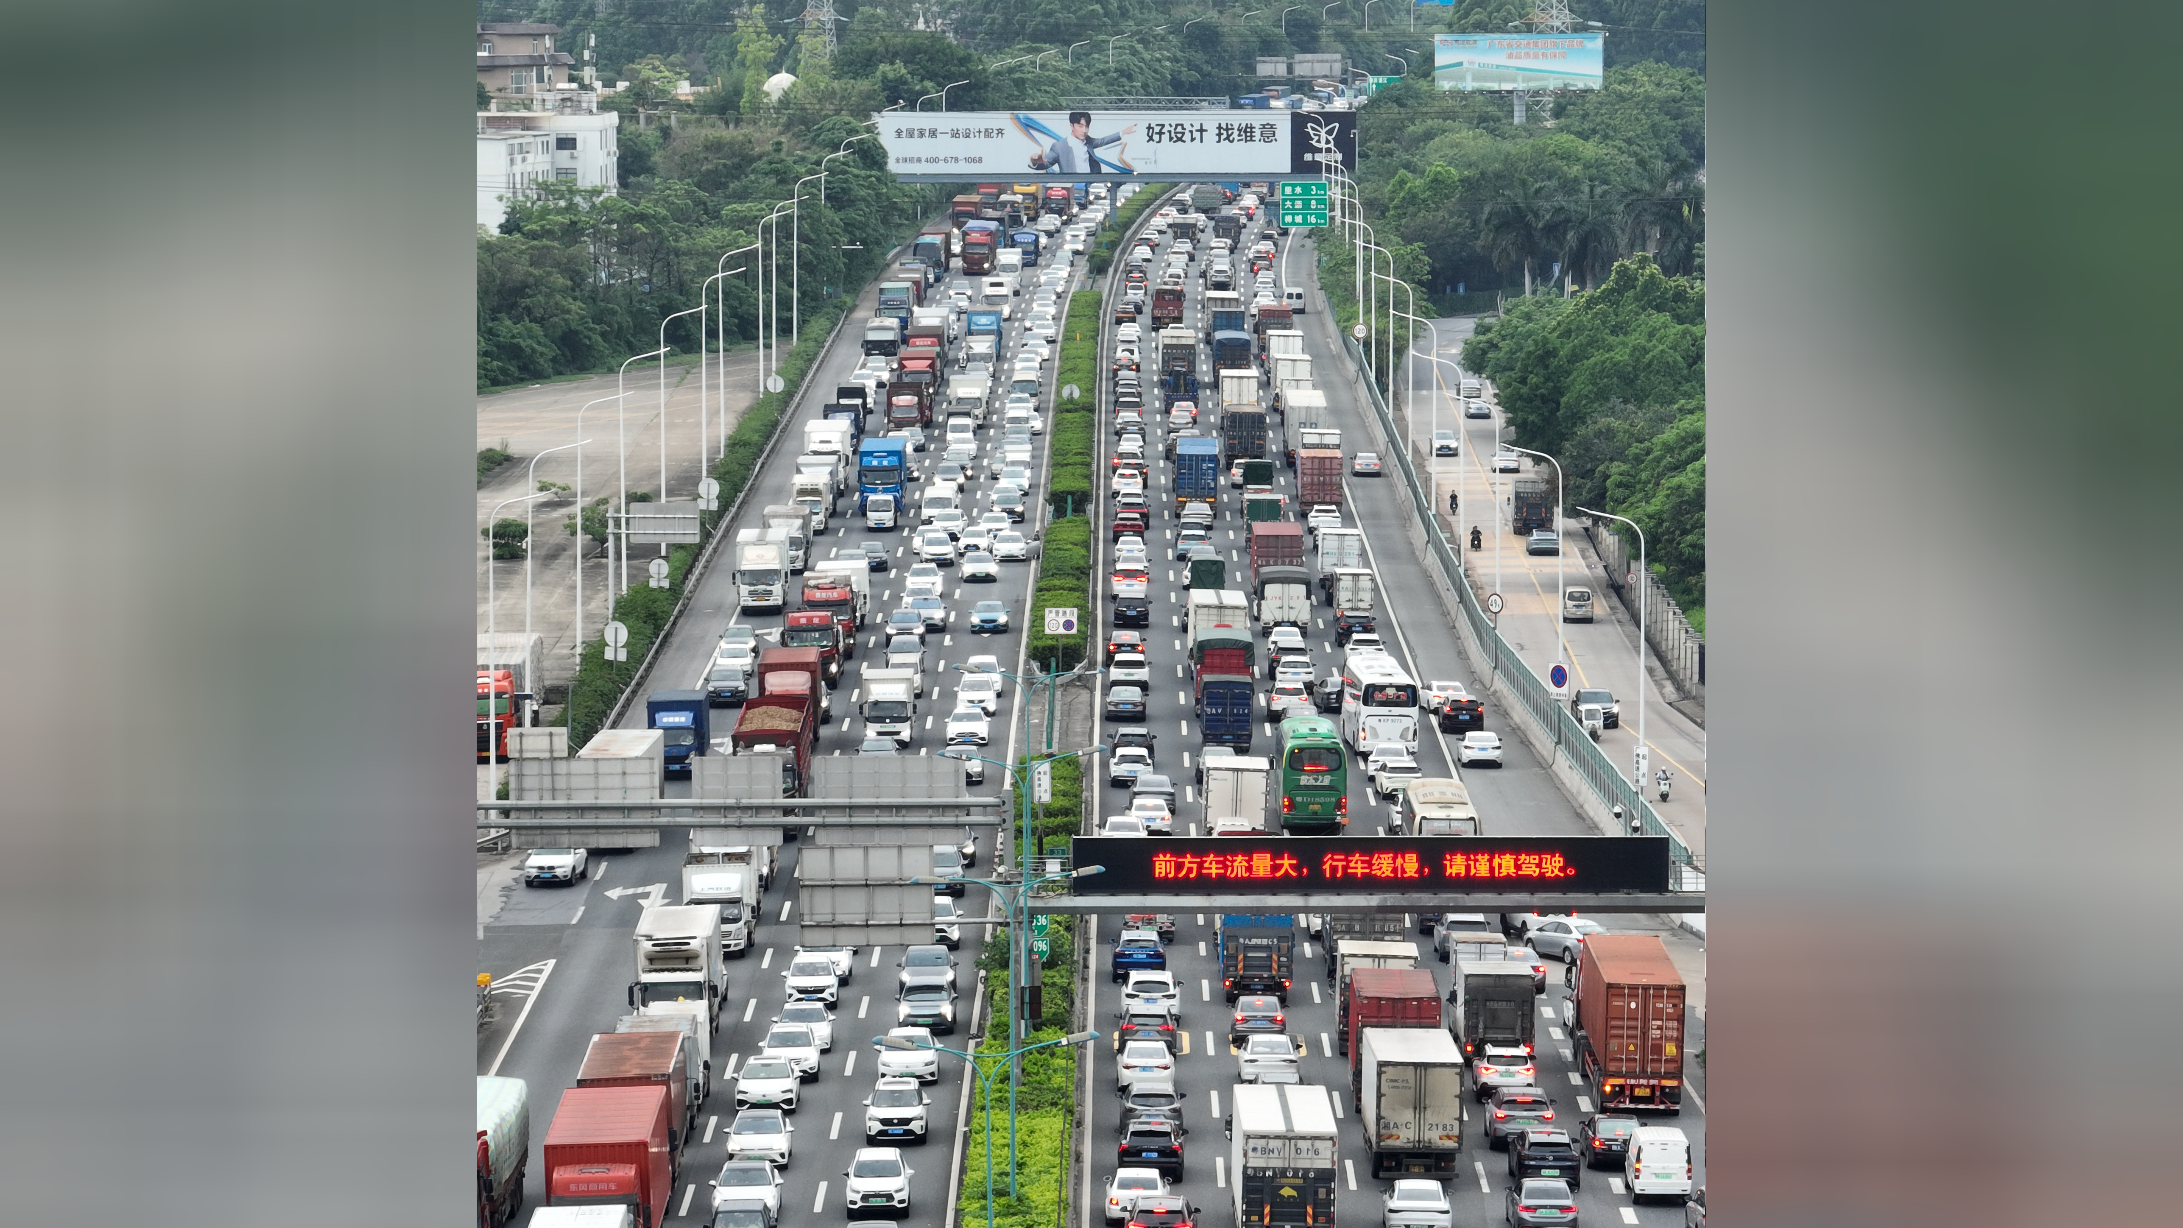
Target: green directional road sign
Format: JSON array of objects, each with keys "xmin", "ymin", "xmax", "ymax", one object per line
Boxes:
[
  {"xmin": 1031, "ymin": 914, "xmax": 1051, "ymax": 936},
  {"xmin": 1031, "ymin": 936, "xmax": 1052, "ymax": 960},
  {"xmin": 1279, "ymin": 180, "xmax": 1329, "ymax": 227}
]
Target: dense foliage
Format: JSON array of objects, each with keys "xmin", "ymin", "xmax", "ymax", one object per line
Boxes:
[{"xmin": 1462, "ymin": 255, "xmax": 1704, "ymax": 609}]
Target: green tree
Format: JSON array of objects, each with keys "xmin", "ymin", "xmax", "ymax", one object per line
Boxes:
[
  {"xmin": 735, "ymin": 7, "xmax": 787, "ymax": 116},
  {"xmin": 476, "ymin": 79, "xmax": 491, "ymax": 110}
]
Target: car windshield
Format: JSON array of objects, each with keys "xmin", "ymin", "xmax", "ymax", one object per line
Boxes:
[
  {"xmin": 734, "ymin": 1114, "xmax": 784, "ymax": 1135},
  {"xmin": 905, "ymin": 949, "xmax": 949, "ymax": 967},
  {"xmin": 779, "ymin": 1005, "xmax": 828, "ymax": 1024},
  {"xmin": 852, "ymin": 1156, "xmax": 902, "ymax": 1178},
  {"xmin": 764, "ymin": 1027, "xmax": 812, "ymax": 1047},
  {"xmin": 903, "ymin": 985, "xmax": 949, "ymax": 1003},
  {"xmin": 740, "ymin": 1058, "xmax": 795, "ymax": 1080},
  {"xmin": 1520, "ymin": 1181, "xmax": 1572, "ymax": 1202},
  {"xmin": 1123, "ymin": 1130, "xmax": 1173, "ymax": 1145},
  {"xmin": 1245, "ymin": 1036, "xmax": 1293, "ymax": 1053},
  {"xmin": 1115, "ymin": 1174, "xmax": 1162, "ymax": 1191},
  {"xmin": 872, "ymin": 1086, "xmax": 921, "ymax": 1108},
  {"xmin": 1132, "ymin": 978, "xmax": 1173, "ymax": 994},
  {"xmin": 1393, "ymin": 1187, "xmax": 1442, "ymax": 1205},
  {"xmin": 716, "ymin": 1165, "xmax": 774, "ymax": 1187},
  {"xmin": 1577, "ymin": 690, "xmax": 1614, "ymax": 703},
  {"xmin": 789, "ymin": 959, "xmax": 834, "ymax": 977}
]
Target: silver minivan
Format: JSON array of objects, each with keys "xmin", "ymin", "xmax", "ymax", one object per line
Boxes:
[{"xmin": 1561, "ymin": 587, "xmax": 1594, "ymax": 623}]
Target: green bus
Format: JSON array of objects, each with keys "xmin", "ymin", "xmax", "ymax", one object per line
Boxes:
[{"xmin": 1278, "ymin": 715, "xmax": 1348, "ymax": 834}]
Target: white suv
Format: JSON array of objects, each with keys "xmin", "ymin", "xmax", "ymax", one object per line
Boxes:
[
  {"xmin": 864, "ymin": 1077, "xmax": 931, "ymax": 1145},
  {"xmin": 1121, "ymin": 971, "xmax": 1180, "ymax": 1015},
  {"xmin": 844, "ymin": 1146, "xmax": 915, "ymax": 1217}
]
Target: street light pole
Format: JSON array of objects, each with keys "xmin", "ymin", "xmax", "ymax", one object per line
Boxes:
[
  {"xmin": 1580, "ymin": 506, "xmax": 1648, "ymax": 788},
  {"xmin": 1282, "ymin": 5, "xmax": 1302, "ymax": 36},
  {"xmin": 939, "ymin": 78, "xmax": 971, "ymax": 111},
  {"xmin": 1068, "ymin": 40, "xmax": 1089, "ymax": 64},
  {"xmin": 1503, "ymin": 443, "xmax": 1568, "ymax": 667},
  {"xmin": 525, "ymin": 440, "xmax": 589, "ymax": 665},
  {"xmin": 715, "ymin": 244, "xmax": 758, "ymax": 462},
  {"xmin": 615, "ymin": 348, "xmax": 669, "ymax": 604},
  {"xmin": 1363, "ymin": 0, "xmax": 1383, "ymax": 31},
  {"xmin": 659, "ymin": 306, "xmax": 705, "ymax": 528}
]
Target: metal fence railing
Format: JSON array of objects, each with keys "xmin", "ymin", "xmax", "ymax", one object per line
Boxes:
[
  {"xmin": 1341, "ymin": 337, "xmax": 1698, "ymax": 876},
  {"xmin": 1582, "ymin": 519, "xmax": 1704, "ymax": 700}
]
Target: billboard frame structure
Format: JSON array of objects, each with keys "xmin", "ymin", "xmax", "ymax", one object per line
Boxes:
[
  {"xmin": 1432, "ymin": 32, "xmax": 1605, "ymax": 92},
  {"xmin": 874, "ymin": 109, "xmax": 1356, "ymax": 183}
]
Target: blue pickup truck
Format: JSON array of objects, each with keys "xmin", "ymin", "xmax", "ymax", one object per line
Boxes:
[{"xmin": 1109, "ymin": 930, "xmax": 1169, "ymax": 982}]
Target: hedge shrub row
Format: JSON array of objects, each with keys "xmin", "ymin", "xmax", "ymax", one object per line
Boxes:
[
  {"xmin": 1024, "ymin": 516, "xmax": 1092, "ymax": 670},
  {"xmin": 959, "ymin": 913, "xmax": 1085, "ymax": 1228}
]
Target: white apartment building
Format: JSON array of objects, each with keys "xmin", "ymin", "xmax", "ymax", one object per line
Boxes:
[{"xmin": 476, "ymin": 92, "xmax": 620, "ymax": 231}]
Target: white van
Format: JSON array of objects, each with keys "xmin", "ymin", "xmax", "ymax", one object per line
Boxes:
[
  {"xmin": 1625, "ymin": 1126, "xmax": 1693, "ymax": 1202},
  {"xmin": 863, "ymin": 493, "xmax": 897, "ymax": 531},
  {"xmin": 995, "ymin": 248, "xmax": 1024, "ymax": 276},
  {"xmin": 1561, "ymin": 587, "xmax": 1595, "ymax": 623},
  {"xmin": 1281, "ymin": 286, "xmax": 1307, "ymax": 314}
]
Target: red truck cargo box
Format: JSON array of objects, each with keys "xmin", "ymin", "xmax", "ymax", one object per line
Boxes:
[
  {"xmin": 1344, "ymin": 967, "xmax": 1441, "ymax": 1067},
  {"xmin": 1574, "ymin": 935, "xmax": 1687, "ymax": 1112},
  {"xmin": 1248, "ymin": 522, "xmax": 1305, "ymax": 572},
  {"xmin": 544, "ymin": 1084, "xmax": 674, "ymax": 1228},
  {"xmin": 1296, "ymin": 450, "xmax": 1345, "ymax": 509},
  {"xmin": 575, "ymin": 1031, "xmax": 691, "ymax": 1150}
]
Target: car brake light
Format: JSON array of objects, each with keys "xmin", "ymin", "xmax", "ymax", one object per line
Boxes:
[
  {"xmin": 1522, "ymin": 1042, "xmax": 1535, "ymax": 1055},
  {"xmin": 1338, "ymin": 795, "xmax": 1347, "ymax": 814},
  {"xmin": 1517, "ymin": 1209, "xmax": 1535, "ymax": 1216},
  {"xmin": 1493, "ymin": 1111, "xmax": 1507, "ymax": 1119},
  {"xmin": 1541, "ymin": 1110, "xmax": 1553, "ymax": 1120},
  {"xmin": 1282, "ymin": 796, "xmax": 1292, "ymax": 813}
]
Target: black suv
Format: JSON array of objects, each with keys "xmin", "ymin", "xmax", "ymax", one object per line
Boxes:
[
  {"xmin": 1111, "ymin": 726, "xmax": 1157, "ymax": 761},
  {"xmin": 1114, "ymin": 1010, "xmax": 1179, "ymax": 1046},
  {"xmin": 1508, "ymin": 1128, "xmax": 1584, "ymax": 1188},
  {"xmin": 1117, "ymin": 1117, "xmax": 1186, "ymax": 1178},
  {"xmin": 1113, "ymin": 598, "xmax": 1151, "ymax": 628},
  {"xmin": 1575, "ymin": 1114, "xmax": 1640, "ymax": 1168}
]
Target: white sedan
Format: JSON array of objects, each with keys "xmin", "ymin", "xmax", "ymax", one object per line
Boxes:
[
  {"xmin": 956, "ymin": 674, "xmax": 1003, "ymax": 715},
  {"xmin": 725, "ymin": 1109, "xmax": 795, "ymax": 1164},
  {"xmin": 1456, "ymin": 731, "xmax": 1503, "ymax": 767},
  {"xmin": 1380, "ymin": 1179, "xmax": 1453, "ymax": 1228},
  {"xmin": 759, "ymin": 1023, "xmax": 822, "ymax": 1081},
  {"xmin": 1100, "ymin": 815, "xmax": 1149, "ymax": 837},
  {"xmin": 1237, "ymin": 1033, "xmax": 1301, "ymax": 1083},
  {"xmin": 902, "ymin": 562, "xmax": 946, "ymax": 600},
  {"xmin": 1104, "ymin": 1169, "xmax": 1172, "ymax": 1223},
  {"xmin": 874, "ymin": 1027, "xmax": 941, "ymax": 1082},
  {"xmin": 774, "ymin": 1001, "xmax": 836, "ymax": 1051},
  {"xmin": 945, "ymin": 707, "xmax": 991, "ymax": 746},
  {"xmin": 1367, "ymin": 750, "xmax": 1423, "ymax": 800},
  {"xmin": 1116, "ymin": 1040, "xmax": 1177, "ymax": 1092},
  {"xmin": 1108, "ymin": 653, "xmax": 1151, "ymax": 685},
  {"xmin": 991, "ymin": 531, "xmax": 1032, "ymax": 560},
  {"xmin": 732, "ymin": 1056, "xmax": 801, "ymax": 1111},
  {"xmin": 1493, "ymin": 447, "xmax": 1523, "ymax": 473}
]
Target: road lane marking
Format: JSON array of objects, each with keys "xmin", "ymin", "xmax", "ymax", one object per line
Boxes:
[
  {"xmin": 1576, "ymin": 1095, "xmax": 1593, "ymax": 1113},
  {"xmin": 871, "ymin": 946, "xmax": 883, "ymax": 967},
  {"xmin": 781, "ymin": 901, "xmax": 795, "ymax": 921},
  {"xmin": 1210, "ymin": 1089, "xmax": 1220, "ymax": 1119},
  {"xmin": 762, "ymin": 948, "xmax": 774, "ymax": 968},
  {"xmin": 1198, "ymin": 941, "xmax": 1207, "ymax": 957},
  {"xmin": 859, "ymin": 996, "xmax": 870, "ymax": 1018},
  {"xmin": 1567, "ymin": 1072, "xmax": 1583, "ymax": 1085},
  {"xmin": 844, "ymin": 1051, "xmax": 857, "ymax": 1076},
  {"xmin": 744, "ymin": 999, "xmax": 758, "ymax": 1023},
  {"xmin": 704, "ymin": 1115, "xmax": 718, "ymax": 1143},
  {"xmin": 1331, "ymin": 1095, "xmax": 1342, "ymax": 1119},
  {"xmin": 1302, "ymin": 943, "xmax": 1314, "ymax": 958},
  {"xmin": 1475, "ymin": 1161, "xmax": 1491, "ymax": 1193},
  {"xmin": 1321, "ymin": 1032, "xmax": 1333, "ymax": 1058},
  {"xmin": 1215, "ymin": 1157, "xmax": 1227, "ymax": 1187},
  {"xmin": 1619, "ymin": 1210, "xmax": 1639, "ymax": 1225},
  {"xmin": 1344, "ymin": 1159, "xmax": 1357, "ymax": 1191},
  {"xmin": 1308, "ymin": 981, "xmax": 1323, "ymax": 1004},
  {"xmin": 831, "ymin": 1111, "xmax": 843, "ymax": 1140},
  {"xmin": 1205, "ymin": 1031, "xmax": 1216, "ymax": 1054},
  {"xmin": 813, "ymin": 1183, "xmax": 829, "ymax": 1213},
  {"xmin": 1547, "ymin": 1027, "xmax": 1564, "ymax": 1040},
  {"xmin": 1180, "ymin": 720, "xmax": 1189, "ymax": 734},
  {"xmin": 725, "ymin": 1053, "xmax": 740, "ymax": 1076},
  {"xmin": 1539, "ymin": 1004, "xmax": 1556, "ymax": 1019},
  {"xmin": 680, "ymin": 1184, "xmax": 696, "ymax": 1217},
  {"xmin": 1561, "ymin": 1048, "xmax": 1574, "ymax": 1062},
  {"xmin": 484, "ymin": 958, "xmax": 558, "ymax": 1078},
  {"xmin": 1200, "ymin": 979, "xmax": 1211, "ymax": 1000},
  {"xmin": 1607, "ymin": 1177, "xmax": 1625, "ymax": 1195},
  {"xmin": 1196, "ymin": 914, "xmax": 1206, "ymax": 925},
  {"xmin": 569, "ymin": 906, "xmax": 584, "ymax": 925}
]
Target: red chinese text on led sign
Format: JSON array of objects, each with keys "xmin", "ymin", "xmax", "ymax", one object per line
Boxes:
[{"xmin": 1146, "ymin": 847, "xmax": 1579, "ymax": 883}]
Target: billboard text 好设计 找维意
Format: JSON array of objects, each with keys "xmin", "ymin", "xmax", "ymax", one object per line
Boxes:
[
  {"xmin": 874, "ymin": 111, "xmax": 1357, "ymax": 181},
  {"xmin": 1433, "ymin": 32, "xmax": 1604, "ymax": 92}
]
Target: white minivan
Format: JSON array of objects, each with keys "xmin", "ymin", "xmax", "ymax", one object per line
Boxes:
[
  {"xmin": 1625, "ymin": 1126, "xmax": 1693, "ymax": 1202},
  {"xmin": 1281, "ymin": 286, "xmax": 1308, "ymax": 314}
]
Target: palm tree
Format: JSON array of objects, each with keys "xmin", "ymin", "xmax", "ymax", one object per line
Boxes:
[
  {"xmin": 1556, "ymin": 178, "xmax": 1632, "ymax": 291},
  {"xmin": 1480, "ymin": 176, "xmax": 1555, "ymax": 295},
  {"xmin": 1624, "ymin": 159, "xmax": 1697, "ymax": 263}
]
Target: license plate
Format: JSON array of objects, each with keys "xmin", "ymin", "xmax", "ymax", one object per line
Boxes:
[
  {"xmin": 1141, "ymin": 1152, "xmax": 1160, "ymax": 1159},
  {"xmin": 866, "ymin": 1196, "xmax": 892, "ymax": 1204},
  {"xmin": 1539, "ymin": 1168, "xmax": 1560, "ymax": 1176}
]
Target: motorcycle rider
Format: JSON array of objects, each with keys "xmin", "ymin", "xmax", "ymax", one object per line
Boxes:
[
  {"xmin": 1469, "ymin": 526, "xmax": 1482, "ymax": 551},
  {"xmin": 1656, "ymin": 768, "xmax": 1673, "ymax": 802}
]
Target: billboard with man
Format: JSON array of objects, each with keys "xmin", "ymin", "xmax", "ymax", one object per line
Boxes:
[
  {"xmin": 874, "ymin": 110, "xmax": 1357, "ymax": 181},
  {"xmin": 1433, "ymin": 33, "xmax": 1605, "ymax": 91}
]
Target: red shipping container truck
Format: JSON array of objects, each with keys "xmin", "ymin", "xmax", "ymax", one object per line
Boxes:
[
  {"xmin": 1570, "ymin": 935, "xmax": 1687, "ymax": 1113},
  {"xmin": 1248, "ymin": 522, "xmax": 1305, "ymax": 581},
  {"xmin": 1343, "ymin": 967, "xmax": 1441, "ymax": 1070},
  {"xmin": 782, "ymin": 609, "xmax": 848, "ymax": 683},
  {"xmin": 1295, "ymin": 450, "xmax": 1345, "ymax": 510},
  {"xmin": 543, "ymin": 1084, "xmax": 675, "ymax": 1228},
  {"xmin": 575, "ymin": 1031, "xmax": 693, "ymax": 1152}
]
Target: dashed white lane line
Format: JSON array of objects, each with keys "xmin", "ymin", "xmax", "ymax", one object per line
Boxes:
[
  {"xmin": 830, "ymin": 1111, "xmax": 843, "ymax": 1140},
  {"xmin": 743, "ymin": 999, "xmax": 758, "ymax": 1022},
  {"xmin": 1344, "ymin": 1159, "xmax": 1357, "ymax": 1190},
  {"xmin": 1475, "ymin": 1161, "xmax": 1491, "ymax": 1193},
  {"xmin": 813, "ymin": 1183, "xmax": 829, "ymax": 1213}
]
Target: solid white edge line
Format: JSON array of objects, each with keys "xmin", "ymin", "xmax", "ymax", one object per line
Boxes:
[{"xmin": 484, "ymin": 958, "xmax": 556, "ymax": 1078}]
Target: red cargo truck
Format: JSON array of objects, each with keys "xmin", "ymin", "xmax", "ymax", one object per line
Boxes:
[
  {"xmin": 1343, "ymin": 967, "xmax": 1441, "ymax": 1069},
  {"xmin": 1570, "ymin": 935, "xmax": 1687, "ymax": 1113},
  {"xmin": 1252, "ymin": 303, "xmax": 1294, "ymax": 338},
  {"xmin": 1296, "ymin": 450, "xmax": 1345, "ymax": 509},
  {"xmin": 733, "ymin": 649, "xmax": 823, "ymax": 795},
  {"xmin": 476, "ymin": 669, "xmax": 515, "ymax": 763},
  {"xmin": 1248, "ymin": 522, "xmax": 1305, "ymax": 582},
  {"xmin": 1151, "ymin": 286, "xmax": 1186, "ymax": 326},
  {"xmin": 575, "ymin": 1031, "xmax": 693, "ymax": 1152},
  {"xmin": 543, "ymin": 1084, "xmax": 675, "ymax": 1228}
]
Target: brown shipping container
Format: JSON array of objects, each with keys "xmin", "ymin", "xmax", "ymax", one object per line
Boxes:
[
  {"xmin": 1574, "ymin": 934, "xmax": 1687, "ymax": 1112},
  {"xmin": 576, "ymin": 1031, "xmax": 692, "ymax": 1150},
  {"xmin": 545, "ymin": 1084, "xmax": 676, "ymax": 1228},
  {"xmin": 1344, "ymin": 967, "xmax": 1440, "ymax": 1065},
  {"xmin": 1296, "ymin": 450, "xmax": 1344, "ymax": 509}
]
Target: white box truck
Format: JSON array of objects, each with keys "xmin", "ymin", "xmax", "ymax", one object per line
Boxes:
[
  {"xmin": 1201, "ymin": 756, "xmax": 1271, "ymax": 830},
  {"xmin": 1227, "ymin": 1083, "xmax": 1339, "ymax": 1228},
  {"xmin": 860, "ymin": 670, "xmax": 918, "ymax": 744},
  {"xmin": 681, "ymin": 857, "xmax": 754, "ymax": 956},
  {"xmin": 735, "ymin": 533, "xmax": 788, "ymax": 612},
  {"xmin": 1358, "ymin": 1027, "xmax": 1465, "ymax": 1177},
  {"xmin": 628, "ymin": 904, "xmax": 723, "ymax": 1032}
]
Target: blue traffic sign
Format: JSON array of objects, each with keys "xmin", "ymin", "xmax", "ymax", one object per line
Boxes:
[{"xmin": 1549, "ymin": 664, "xmax": 1569, "ymax": 689}]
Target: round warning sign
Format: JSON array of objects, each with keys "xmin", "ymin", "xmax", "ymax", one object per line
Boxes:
[
  {"xmin": 1549, "ymin": 663, "xmax": 1569, "ymax": 689},
  {"xmin": 1351, "ymin": 324, "xmax": 1369, "ymax": 339},
  {"xmin": 1485, "ymin": 593, "xmax": 1504, "ymax": 615}
]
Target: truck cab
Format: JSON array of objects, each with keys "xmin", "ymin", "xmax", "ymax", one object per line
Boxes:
[{"xmin": 645, "ymin": 690, "xmax": 711, "ymax": 778}]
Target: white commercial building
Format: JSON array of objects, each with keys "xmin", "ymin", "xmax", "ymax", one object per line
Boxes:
[{"xmin": 476, "ymin": 90, "xmax": 620, "ymax": 231}]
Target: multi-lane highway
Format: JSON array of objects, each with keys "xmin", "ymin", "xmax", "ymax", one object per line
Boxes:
[
  {"xmin": 1071, "ymin": 188, "xmax": 1706, "ymax": 1228},
  {"xmin": 478, "ymin": 185, "xmax": 1705, "ymax": 1228}
]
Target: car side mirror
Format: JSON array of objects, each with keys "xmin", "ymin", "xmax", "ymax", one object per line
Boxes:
[{"xmin": 862, "ymin": 1099, "xmax": 872, "ymax": 1106}]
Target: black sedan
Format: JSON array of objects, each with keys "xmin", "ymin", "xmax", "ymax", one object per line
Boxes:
[
  {"xmin": 1105, "ymin": 685, "xmax": 1149, "ymax": 720},
  {"xmin": 1116, "ymin": 1119, "xmax": 1186, "ymax": 1178},
  {"xmin": 1110, "ymin": 725, "xmax": 1157, "ymax": 761},
  {"xmin": 1114, "ymin": 1011, "xmax": 1179, "ymax": 1047},
  {"xmin": 1113, "ymin": 598, "xmax": 1151, "ymax": 628},
  {"xmin": 859, "ymin": 541, "xmax": 891, "ymax": 571},
  {"xmin": 1576, "ymin": 1113, "xmax": 1640, "ymax": 1168}
]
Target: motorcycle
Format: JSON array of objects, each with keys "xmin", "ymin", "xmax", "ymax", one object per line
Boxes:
[
  {"xmin": 1656, "ymin": 770, "xmax": 1673, "ymax": 802},
  {"xmin": 1469, "ymin": 526, "xmax": 1482, "ymax": 551}
]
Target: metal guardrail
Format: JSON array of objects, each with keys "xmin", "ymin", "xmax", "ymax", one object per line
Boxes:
[
  {"xmin": 1582, "ymin": 518, "xmax": 1704, "ymax": 701},
  {"xmin": 1340, "ymin": 335, "xmax": 1699, "ymax": 872}
]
